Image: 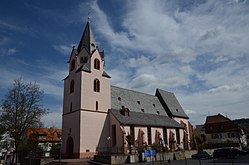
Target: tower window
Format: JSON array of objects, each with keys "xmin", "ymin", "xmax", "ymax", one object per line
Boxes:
[
  {"xmin": 70, "ymin": 59, "xmax": 75, "ymax": 71},
  {"xmin": 70, "ymin": 80, "xmax": 74, "ymax": 93},
  {"xmin": 94, "ymin": 59, "xmax": 100, "ymax": 70},
  {"xmin": 94, "ymin": 79, "xmax": 100, "ymax": 92},
  {"xmin": 70, "ymin": 102, "xmax": 72, "ymax": 112},
  {"xmin": 137, "ymin": 101, "xmax": 140, "ymax": 104},
  {"xmin": 81, "ymin": 57, "xmax": 88, "ymax": 63},
  {"xmin": 96, "ymin": 101, "xmax": 98, "ymax": 111}
]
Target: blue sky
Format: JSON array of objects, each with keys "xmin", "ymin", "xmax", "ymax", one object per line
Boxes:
[{"xmin": 1, "ymin": 0, "xmax": 249, "ymax": 128}]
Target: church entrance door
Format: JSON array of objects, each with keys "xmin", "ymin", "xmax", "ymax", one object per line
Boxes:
[{"xmin": 66, "ymin": 136, "xmax": 74, "ymax": 158}]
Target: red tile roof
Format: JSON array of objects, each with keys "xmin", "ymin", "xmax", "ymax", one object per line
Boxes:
[{"xmin": 26, "ymin": 128, "xmax": 62, "ymax": 142}]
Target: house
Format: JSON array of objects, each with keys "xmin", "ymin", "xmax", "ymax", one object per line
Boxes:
[
  {"xmin": 234, "ymin": 118, "xmax": 249, "ymax": 148},
  {"xmin": 204, "ymin": 114, "xmax": 247, "ymax": 149},
  {"xmin": 0, "ymin": 133, "xmax": 15, "ymax": 164},
  {"xmin": 25, "ymin": 128, "xmax": 61, "ymax": 155},
  {"xmin": 61, "ymin": 17, "xmax": 192, "ymax": 159}
]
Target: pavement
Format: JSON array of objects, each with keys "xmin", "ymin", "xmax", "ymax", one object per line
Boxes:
[{"xmin": 48, "ymin": 154, "xmax": 249, "ymax": 165}]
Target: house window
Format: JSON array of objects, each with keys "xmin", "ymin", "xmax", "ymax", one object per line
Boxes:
[
  {"xmin": 112, "ymin": 124, "xmax": 117, "ymax": 146},
  {"xmin": 96, "ymin": 101, "xmax": 98, "ymax": 111},
  {"xmin": 147, "ymin": 126, "xmax": 151, "ymax": 145},
  {"xmin": 94, "ymin": 79, "xmax": 100, "ymax": 92},
  {"xmin": 141, "ymin": 109, "xmax": 144, "ymax": 112},
  {"xmin": 70, "ymin": 59, "xmax": 75, "ymax": 71},
  {"xmin": 70, "ymin": 80, "xmax": 74, "ymax": 93},
  {"xmin": 137, "ymin": 101, "xmax": 140, "ymax": 104},
  {"xmin": 94, "ymin": 59, "xmax": 100, "ymax": 70},
  {"xmin": 212, "ymin": 133, "xmax": 222, "ymax": 139}
]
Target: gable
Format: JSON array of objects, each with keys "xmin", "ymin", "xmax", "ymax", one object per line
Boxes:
[
  {"xmin": 156, "ymin": 89, "xmax": 189, "ymax": 119},
  {"xmin": 205, "ymin": 113, "xmax": 230, "ymax": 124}
]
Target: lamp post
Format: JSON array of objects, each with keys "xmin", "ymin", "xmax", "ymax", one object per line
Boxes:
[
  {"xmin": 59, "ymin": 140, "xmax": 62, "ymax": 165},
  {"xmin": 107, "ymin": 137, "xmax": 111, "ymax": 156}
]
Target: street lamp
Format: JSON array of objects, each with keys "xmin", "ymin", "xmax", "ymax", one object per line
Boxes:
[{"xmin": 107, "ymin": 137, "xmax": 111, "ymax": 156}]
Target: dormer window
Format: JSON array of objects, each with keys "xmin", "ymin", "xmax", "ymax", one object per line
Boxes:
[
  {"xmin": 120, "ymin": 108, "xmax": 130, "ymax": 116},
  {"xmin": 94, "ymin": 59, "xmax": 100, "ymax": 70}
]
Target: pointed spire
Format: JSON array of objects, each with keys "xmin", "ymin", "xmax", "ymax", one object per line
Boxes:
[{"xmin": 77, "ymin": 17, "xmax": 97, "ymax": 54}]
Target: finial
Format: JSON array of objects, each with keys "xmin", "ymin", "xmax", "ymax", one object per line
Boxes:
[{"xmin": 87, "ymin": 11, "xmax": 91, "ymax": 23}]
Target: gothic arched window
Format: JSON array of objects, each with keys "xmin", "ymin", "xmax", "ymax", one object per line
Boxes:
[
  {"xmin": 94, "ymin": 79, "xmax": 100, "ymax": 92},
  {"xmin": 94, "ymin": 59, "xmax": 100, "ymax": 70},
  {"xmin": 70, "ymin": 80, "xmax": 74, "ymax": 93},
  {"xmin": 70, "ymin": 59, "xmax": 75, "ymax": 71}
]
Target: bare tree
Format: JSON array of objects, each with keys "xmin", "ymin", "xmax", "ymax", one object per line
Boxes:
[{"xmin": 0, "ymin": 78, "xmax": 48, "ymax": 163}]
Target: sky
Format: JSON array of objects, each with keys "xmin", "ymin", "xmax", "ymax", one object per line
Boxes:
[{"xmin": 0, "ymin": 0, "xmax": 249, "ymax": 128}]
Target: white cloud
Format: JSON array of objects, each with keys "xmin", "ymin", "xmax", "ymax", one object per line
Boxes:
[
  {"xmin": 41, "ymin": 111, "xmax": 62, "ymax": 128},
  {"xmin": 208, "ymin": 84, "xmax": 244, "ymax": 93},
  {"xmin": 87, "ymin": 0, "xmax": 249, "ymax": 125},
  {"xmin": 53, "ymin": 44, "xmax": 73, "ymax": 55},
  {"xmin": 0, "ymin": 48, "xmax": 17, "ymax": 56}
]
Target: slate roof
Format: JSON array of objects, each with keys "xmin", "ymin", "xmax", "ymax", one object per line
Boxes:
[
  {"xmin": 111, "ymin": 86, "xmax": 168, "ymax": 116},
  {"xmin": 110, "ymin": 109, "xmax": 183, "ymax": 128},
  {"xmin": 156, "ymin": 89, "xmax": 189, "ymax": 119},
  {"xmin": 77, "ymin": 17, "xmax": 97, "ymax": 54}
]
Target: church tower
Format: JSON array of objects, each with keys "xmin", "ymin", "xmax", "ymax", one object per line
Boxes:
[{"xmin": 61, "ymin": 17, "xmax": 111, "ymax": 158}]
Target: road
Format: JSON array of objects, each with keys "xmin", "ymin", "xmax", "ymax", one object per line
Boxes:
[{"xmin": 125, "ymin": 155, "xmax": 249, "ymax": 165}]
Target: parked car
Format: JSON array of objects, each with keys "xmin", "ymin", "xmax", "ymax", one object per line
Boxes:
[
  {"xmin": 233, "ymin": 148, "xmax": 249, "ymax": 155},
  {"xmin": 192, "ymin": 151, "xmax": 212, "ymax": 159},
  {"xmin": 213, "ymin": 148, "xmax": 238, "ymax": 158}
]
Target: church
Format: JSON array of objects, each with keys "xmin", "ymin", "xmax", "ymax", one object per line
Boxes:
[{"xmin": 61, "ymin": 17, "xmax": 192, "ymax": 159}]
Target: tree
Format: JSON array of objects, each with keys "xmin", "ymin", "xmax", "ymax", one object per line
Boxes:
[
  {"xmin": 193, "ymin": 130, "xmax": 206, "ymax": 151},
  {"xmin": 0, "ymin": 78, "xmax": 48, "ymax": 163}
]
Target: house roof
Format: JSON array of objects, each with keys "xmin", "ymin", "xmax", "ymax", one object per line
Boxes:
[
  {"xmin": 111, "ymin": 86, "xmax": 168, "ymax": 116},
  {"xmin": 26, "ymin": 128, "xmax": 62, "ymax": 142},
  {"xmin": 109, "ymin": 109, "xmax": 183, "ymax": 128},
  {"xmin": 155, "ymin": 89, "xmax": 189, "ymax": 119},
  {"xmin": 205, "ymin": 113, "xmax": 230, "ymax": 124}
]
